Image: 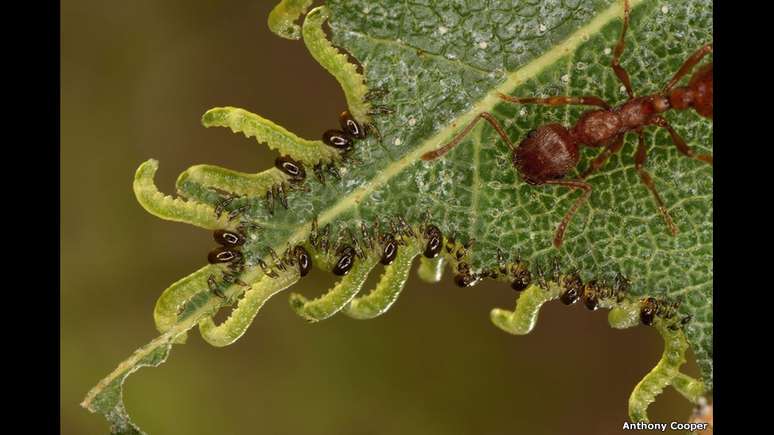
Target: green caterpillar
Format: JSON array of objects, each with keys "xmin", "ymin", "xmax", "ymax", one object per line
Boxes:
[{"xmin": 301, "ymin": 6, "xmax": 372, "ymax": 123}]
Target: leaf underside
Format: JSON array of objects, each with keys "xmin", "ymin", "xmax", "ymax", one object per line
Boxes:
[{"xmin": 83, "ymin": 0, "xmax": 712, "ymax": 433}]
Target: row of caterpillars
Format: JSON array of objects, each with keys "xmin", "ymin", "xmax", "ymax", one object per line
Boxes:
[{"xmin": 204, "ymin": 215, "xmax": 690, "ymax": 330}]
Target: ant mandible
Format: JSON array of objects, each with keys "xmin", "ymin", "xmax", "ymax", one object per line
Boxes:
[{"xmin": 421, "ymin": 0, "xmax": 712, "ymax": 249}]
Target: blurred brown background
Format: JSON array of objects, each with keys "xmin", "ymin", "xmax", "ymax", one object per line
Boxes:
[{"xmin": 61, "ymin": 1, "xmax": 700, "ymax": 434}]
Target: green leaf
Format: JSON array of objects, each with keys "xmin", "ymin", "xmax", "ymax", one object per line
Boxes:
[
  {"xmin": 322, "ymin": 0, "xmax": 712, "ymax": 385},
  {"xmin": 83, "ymin": 0, "xmax": 712, "ymax": 432}
]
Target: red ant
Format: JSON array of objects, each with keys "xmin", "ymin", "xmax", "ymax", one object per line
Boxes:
[{"xmin": 421, "ymin": 0, "xmax": 712, "ymax": 248}]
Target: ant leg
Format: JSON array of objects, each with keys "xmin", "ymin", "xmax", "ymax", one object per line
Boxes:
[
  {"xmin": 580, "ymin": 134, "xmax": 626, "ymax": 179},
  {"xmin": 497, "ymin": 93, "xmax": 610, "ymax": 110},
  {"xmin": 543, "ymin": 179, "xmax": 592, "ymax": 249},
  {"xmin": 663, "ymin": 43, "xmax": 713, "ymax": 94},
  {"xmin": 634, "ymin": 131, "xmax": 678, "ymax": 236},
  {"xmin": 651, "ymin": 116, "xmax": 713, "ymax": 165},
  {"xmin": 421, "ymin": 112, "xmax": 514, "ymax": 161},
  {"xmin": 611, "ymin": 0, "xmax": 634, "ymax": 99}
]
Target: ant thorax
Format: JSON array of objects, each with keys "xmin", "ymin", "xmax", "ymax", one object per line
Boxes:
[{"xmin": 571, "ymin": 110, "xmax": 622, "ymax": 146}]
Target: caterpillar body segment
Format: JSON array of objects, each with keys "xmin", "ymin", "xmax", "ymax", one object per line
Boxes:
[
  {"xmin": 671, "ymin": 372, "xmax": 706, "ymax": 404},
  {"xmin": 202, "ymin": 107, "xmax": 340, "ymax": 166},
  {"xmin": 134, "ymin": 160, "xmax": 234, "ymax": 230},
  {"xmin": 153, "ymin": 265, "xmax": 224, "ymax": 344},
  {"xmin": 199, "ymin": 268, "xmax": 300, "ymax": 347},
  {"xmin": 490, "ymin": 283, "xmax": 563, "ymax": 335},
  {"xmin": 302, "ymin": 6, "xmax": 372, "ymax": 123},
  {"xmin": 177, "ymin": 165, "xmax": 290, "ymax": 198},
  {"xmin": 628, "ymin": 321, "xmax": 694, "ymax": 422},
  {"xmin": 344, "ymin": 240, "xmax": 422, "ymax": 319},
  {"xmin": 608, "ymin": 300, "xmax": 641, "ymax": 329},
  {"xmin": 289, "ymin": 254, "xmax": 380, "ymax": 322},
  {"xmin": 417, "ymin": 256, "xmax": 446, "ymax": 283}
]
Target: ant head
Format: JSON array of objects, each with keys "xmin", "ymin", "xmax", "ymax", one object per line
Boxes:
[{"xmin": 512, "ymin": 123, "xmax": 578, "ymax": 185}]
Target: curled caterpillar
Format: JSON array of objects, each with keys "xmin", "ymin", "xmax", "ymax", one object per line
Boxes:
[
  {"xmin": 302, "ymin": 6, "xmax": 371, "ymax": 123},
  {"xmin": 627, "ymin": 321, "xmax": 704, "ymax": 422},
  {"xmin": 344, "ymin": 235, "xmax": 423, "ymax": 319},
  {"xmin": 134, "ymin": 159, "xmax": 234, "ymax": 231},
  {"xmin": 199, "ymin": 268, "xmax": 300, "ymax": 347},
  {"xmin": 201, "ymin": 107, "xmax": 340, "ymax": 166}
]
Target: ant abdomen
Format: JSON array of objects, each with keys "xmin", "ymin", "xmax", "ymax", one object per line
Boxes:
[{"xmin": 514, "ymin": 124, "xmax": 578, "ymax": 184}]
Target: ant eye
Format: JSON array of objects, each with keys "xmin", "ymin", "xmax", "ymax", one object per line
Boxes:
[{"xmin": 526, "ymin": 129, "xmax": 537, "ymax": 139}]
